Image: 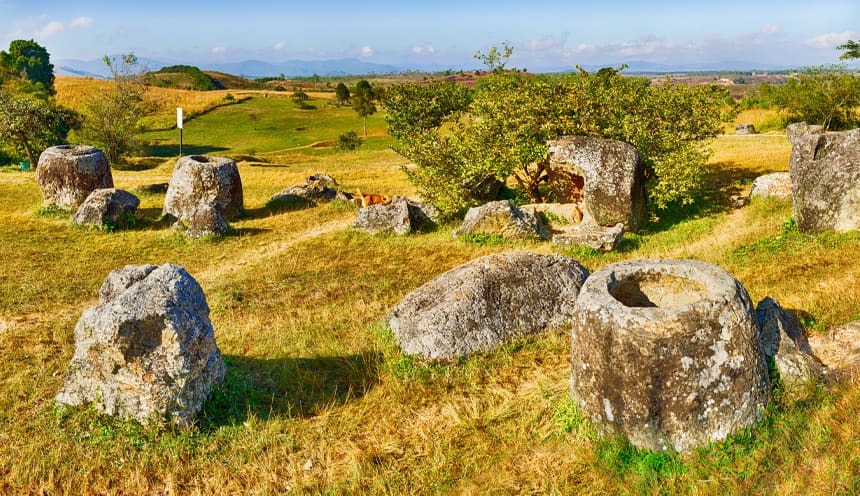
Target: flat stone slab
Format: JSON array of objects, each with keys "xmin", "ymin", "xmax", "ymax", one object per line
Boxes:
[
  {"xmin": 748, "ymin": 172, "xmax": 791, "ymax": 201},
  {"xmin": 551, "ymin": 223, "xmax": 624, "ymax": 252}
]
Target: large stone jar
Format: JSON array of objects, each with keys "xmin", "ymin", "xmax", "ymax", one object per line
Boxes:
[
  {"xmin": 163, "ymin": 155, "xmax": 244, "ymax": 221},
  {"xmin": 35, "ymin": 145, "xmax": 113, "ymax": 211},
  {"xmin": 570, "ymin": 259, "xmax": 770, "ymax": 452}
]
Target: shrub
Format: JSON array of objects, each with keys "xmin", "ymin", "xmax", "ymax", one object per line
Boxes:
[{"xmin": 337, "ymin": 131, "xmax": 362, "ymax": 151}]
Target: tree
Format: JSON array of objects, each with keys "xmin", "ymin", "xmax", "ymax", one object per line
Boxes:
[
  {"xmin": 0, "ymin": 91, "xmax": 79, "ymax": 166},
  {"xmin": 770, "ymin": 65, "xmax": 860, "ymax": 130},
  {"xmin": 78, "ymin": 53, "xmax": 149, "ymax": 163},
  {"xmin": 334, "ymin": 82, "xmax": 350, "ymax": 105},
  {"xmin": 384, "ymin": 47, "xmax": 732, "ymax": 218},
  {"xmin": 352, "ymin": 79, "xmax": 376, "ymax": 137},
  {"xmin": 837, "ymin": 40, "xmax": 860, "ymax": 60},
  {"xmin": 0, "ymin": 40, "xmax": 55, "ymax": 95}
]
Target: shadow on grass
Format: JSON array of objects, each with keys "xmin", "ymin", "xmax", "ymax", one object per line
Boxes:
[
  {"xmin": 145, "ymin": 142, "xmax": 229, "ymax": 158},
  {"xmin": 199, "ymin": 351, "xmax": 382, "ymax": 429},
  {"xmin": 641, "ymin": 160, "xmax": 754, "ymax": 235}
]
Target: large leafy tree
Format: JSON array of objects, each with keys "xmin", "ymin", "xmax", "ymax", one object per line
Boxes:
[
  {"xmin": 384, "ymin": 47, "xmax": 732, "ymax": 219},
  {"xmin": 0, "ymin": 39, "xmax": 55, "ymax": 95},
  {"xmin": 770, "ymin": 65, "xmax": 860, "ymax": 130},
  {"xmin": 334, "ymin": 82, "xmax": 350, "ymax": 105},
  {"xmin": 0, "ymin": 91, "xmax": 79, "ymax": 166}
]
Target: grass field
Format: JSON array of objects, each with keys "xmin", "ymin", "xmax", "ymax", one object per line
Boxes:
[{"xmin": 1, "ymin": 81, "xmax": 859, "ymax": 494}]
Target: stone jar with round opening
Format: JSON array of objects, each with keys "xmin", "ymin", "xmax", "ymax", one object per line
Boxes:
[
  {"xmin": 570, "ymin": 259, "xmax": 770, "ymax": 453},
  {"xmin": 35, "ymin": 145, "xmax": 113, "ymax": 211}
]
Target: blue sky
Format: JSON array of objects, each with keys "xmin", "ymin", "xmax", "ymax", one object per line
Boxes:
[{"xmin": 1, "ymin": 0, "xmax": 857, "ymax": 70}]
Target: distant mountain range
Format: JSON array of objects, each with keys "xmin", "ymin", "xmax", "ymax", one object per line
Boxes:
[{"xmin": 54, "ymin": 56, "xmax": 799, "ymax": 79}]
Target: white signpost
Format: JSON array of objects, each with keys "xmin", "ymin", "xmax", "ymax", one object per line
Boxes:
[{"xmin": 176, "ymin": 107, "xmax": 184, "ymax": 155}]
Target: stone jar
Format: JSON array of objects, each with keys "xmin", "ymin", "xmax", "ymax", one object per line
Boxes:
[
  {"xmin": 570, "ymin": 259, "xmax": 770, "ymax": 453},
  {"xmin": 35, "ymin": 145, "xmax": 113, "ymax": 211},
  {"xmin": 163, "ymin": 155, "xmax": 244, "ymax": 221}
]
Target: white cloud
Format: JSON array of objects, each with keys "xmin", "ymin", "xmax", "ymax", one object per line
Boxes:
[
  {"xmin": 525, "ymin": 35, "xmax": 568, "ymax": 52},
  {"xmin": 71, "ymin": 16, "xmax": 93, "ymax": 28},
  {"xmin": 273, "ymin": 41, "xmax": 286, "ymax": 51},
  {"xmin": 804, "ymin": 31, "xmax": 858, "ymax": 49},
  {"xmin": 762, "ymin": 24, "xmax": 779, "ymax": 35},
  {"xmin": 360, "ymin": 46, "xmax": 373, "ymax": 57},
  {"xmin": 36, "ymin": 21, "xmax": 64, "ymax": 39},
  {"xmin": 411, "ymin": 44, "xmax": 435, "ymax": 55},
  {"xmin": 211, "ymin": 46, "xmax": 227, "ymax": 55},
  {"xmin": 569, "ymin": 43, "xmax": 595, "ymax": 55},
  {"xmin": 617, "ymin": 38, "xmax": 673, "ymax": 57}
]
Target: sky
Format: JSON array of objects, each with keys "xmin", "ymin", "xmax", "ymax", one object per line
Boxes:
[{"xmin": 0, "ymin": 0, "xmax": 858, "ymax": 71}]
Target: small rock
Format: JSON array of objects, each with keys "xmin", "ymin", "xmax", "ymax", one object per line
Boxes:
[
  {"xmin": 735, "ymin": 124, "xmax": 757, "ymax": 135},
  {"xmin": 551, "ymin": 223, "xmax": 624, "ymax": 252},
  {"xmin": 452, "ymin": 200, "xmax": 550, "ymax": 240},
  {"xmin": 133, "ymin": 183, "xmax": 169, "ymax": 194},
  {"xmin": 354, "ymin": 198, "xmax": 411, "ymax": 235},
  {"xmin": 303, "ymin": 460, "xmax": 314, "ymax": 471},
  {"xmin": 72, "ymin": 188, "xmax": 140, "ymax": 230},
  {"xmin": 748, "ymin": 172, "xmax": 792, "ymax": 201},
  {"xmin": 755, "ymin": 297, "xmax": 827, "ymax": 385},
  {"xmin": 809, "ymin": 320, "xmax": 860, "ymax": 376}
]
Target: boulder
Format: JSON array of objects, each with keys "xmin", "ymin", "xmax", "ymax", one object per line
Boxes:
[
  {"xmin": 551, "ymin": 223, "xmax": 624, "ymax": 252},
  {"xmin": 748, "ymin": 172, "xmax": 792, "ymax": 201},
  {"xmin": 520, "ymin": 203, "xmax": 587, "ymax": 225},
  {"xmin": 755, "ymin": 297, "xmax": 826, "ymax": 385},
  {"xmin": 789, "ymin": 128, "xmax": 860, "ymax": 233},
  {"xmin": 72, "ymin": 188, "xmax": 140, "ymax": 230},
  {"xmin": 809, "ymin": 320, "xmax": 860, "ymax": 375},
  {"xmin": 786, "ymin": 122, "xmax": 825, "ymax": 145},
  {"xmin": 452, "ymin": 200, "xmax": 550, "ymax": 240},
  {"xmin": 570, "ymin": 259, "xmax": 770, "ymax": 452},
  {"xmin": 354, "ymin": 198, "xmax": 411, "ymax": 235},
  {"xmin": 185, "ymin": 204, "xmax": 229, "ymax": 239},
  {"xmin": 388, "ymin": 252, "xmax": 589, "ymax": 360},
  {"xmin": 56, "ymin": 264, "xmax": 225, "ymax": 426},
  {"xmin": 163, "ymin": 155, "xmax": 243, "ymax": 222},
  {"xmin": 268, "ymin": 175, "xmax": 354, "ymax": 208},
  {"xmin": 735, "ymin": 124, "xmax": 757, "ymax": 135},
  {"xmin": 35, "ymin": 145, "xmax": 113, "ymax": 211},
  {"xmin": 547, "ymin": 136, "xmax": 647, "ymax": 232}
]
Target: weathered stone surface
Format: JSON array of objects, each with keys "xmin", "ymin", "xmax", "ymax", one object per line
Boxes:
[
  {"xmin": 809, "ymin": 320, "xmax": 860, "ymax": 375},
  {"xmin": 163, "ymin": 155, "xmax": 243, "ymax": 222},
  {"xmin": 402, "ymin": 197, "xmax": 438, "ymax": 232},
  {"xmin": 789, "ymin": 128, "xmax": 860, "ymax": 233},
  {"xmin": 452, "ymin": 200, "xmax": 550, "ymax": 240},
  {"xmin": 786, "ymin": 122, "xmax": 825, "ymax": 145},
  {"xmin": 388, "ymin": 252, "xmax": 589, "ymax": 360},
  {"xmin": 354, "ymin": 198, "xmax": 411, "ymax": 235},
  {"xmin": 552, "ymin": 223, "xmax": 624, "ymax": 252},
  {"xmin": 748, "ymin": 172, "xmax": 792, "ymax": 201},
  {"xmin": 56, "ymin": 264, "xmax": 225, "ymax": 425},
  {"xmin": 735, "ymin": 124, "xmax": 757, "ymax": 135},
  {"xmin": 268, "ymin": 174, "xmax": 354, "ymax": 208},
  {"xmin": 72, "ymin": 188, "xmax": 140, "ymax": 229},
  {"xmin": 570, "ymin": 259, "xmax": 770, "ymax": 453},
  {"xmin": 756, "ymin": 297, "xmax": 826, "ymax": 385},
  {"xmin": 520, "ymin": 203, "xmax": 587, "ymax": 225},
  {"xmin": 547, "ymin": 136, "xmax": 647, "ymax": 232},
  {"xmin": 35, "ymin": 145, "xmax": 113, "ymax": 211},
  {"xmin": 185, "ymin": 203, "xmax": 229, "ymax": 239}
]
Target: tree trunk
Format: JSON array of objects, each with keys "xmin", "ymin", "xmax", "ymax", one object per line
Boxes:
[
  {"xmin": 363, "ymin": 117, "xmax": 367, "ymax": 137},
  {"xmin": 17, "ymin": 132, "xmax": 36, "ymax": 169}
]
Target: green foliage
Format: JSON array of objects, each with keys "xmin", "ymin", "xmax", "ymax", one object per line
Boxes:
[
  {"xmin": 336, "ymin": 130, "xmax": 362, "ymax": 151},
  {"xmin": 459, "ymin": 232, "xmax": 508, "ymax": 245},
  {"xmin": 146, "ymin": 65, "xmax": 217, "ymax": 91},
  {"xmin": 384, "ymin": 46, "xmax": 731, "ymax": 218},
  {"xmin": 77, "ymin": 53, "xmax": 149, "ymax": 163},
  {"xmin": 0, "ymin": 39, "xmax": 55, "ymax": 95},
  {"xmin": 34, "ymin": 204, "xmax": 69, "ymax": 218},
  {"xmin": 334, "ymin": 82, "xmax": 350, "ymax": 105},
  {"xmin": 769, "ymin": 65, "xmax": 860, "ymax": 130},
  {"xmin": 0, "ymin": 91, "xmax": 79, "ymax": 166},
  {"xmin": 837, "ymin": 40, "xmax": 860, "ymax": 60},
  {"xmin": 352, "ymin": 79, "xmax": 377, "ymax": 136}
]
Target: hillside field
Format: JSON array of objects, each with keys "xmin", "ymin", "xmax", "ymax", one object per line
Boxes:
[{"xmin": 0, "ymin": 80, "xmax": 859, "ymax": 494}]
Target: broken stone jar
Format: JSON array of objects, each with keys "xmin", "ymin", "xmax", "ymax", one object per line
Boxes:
[{"xmin": 570, "ymin": 259, "xmax": 770, "ymax": 453}]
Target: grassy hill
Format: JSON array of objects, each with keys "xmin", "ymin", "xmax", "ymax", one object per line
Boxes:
[{"xmin": 1, "ymin": 82, "xmax": 859, "ymax": 494}]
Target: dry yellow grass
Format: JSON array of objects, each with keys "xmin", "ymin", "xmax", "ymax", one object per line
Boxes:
[{"xmin": 1, "ymin": 99, "xmax": 859, "ymax": 494}]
